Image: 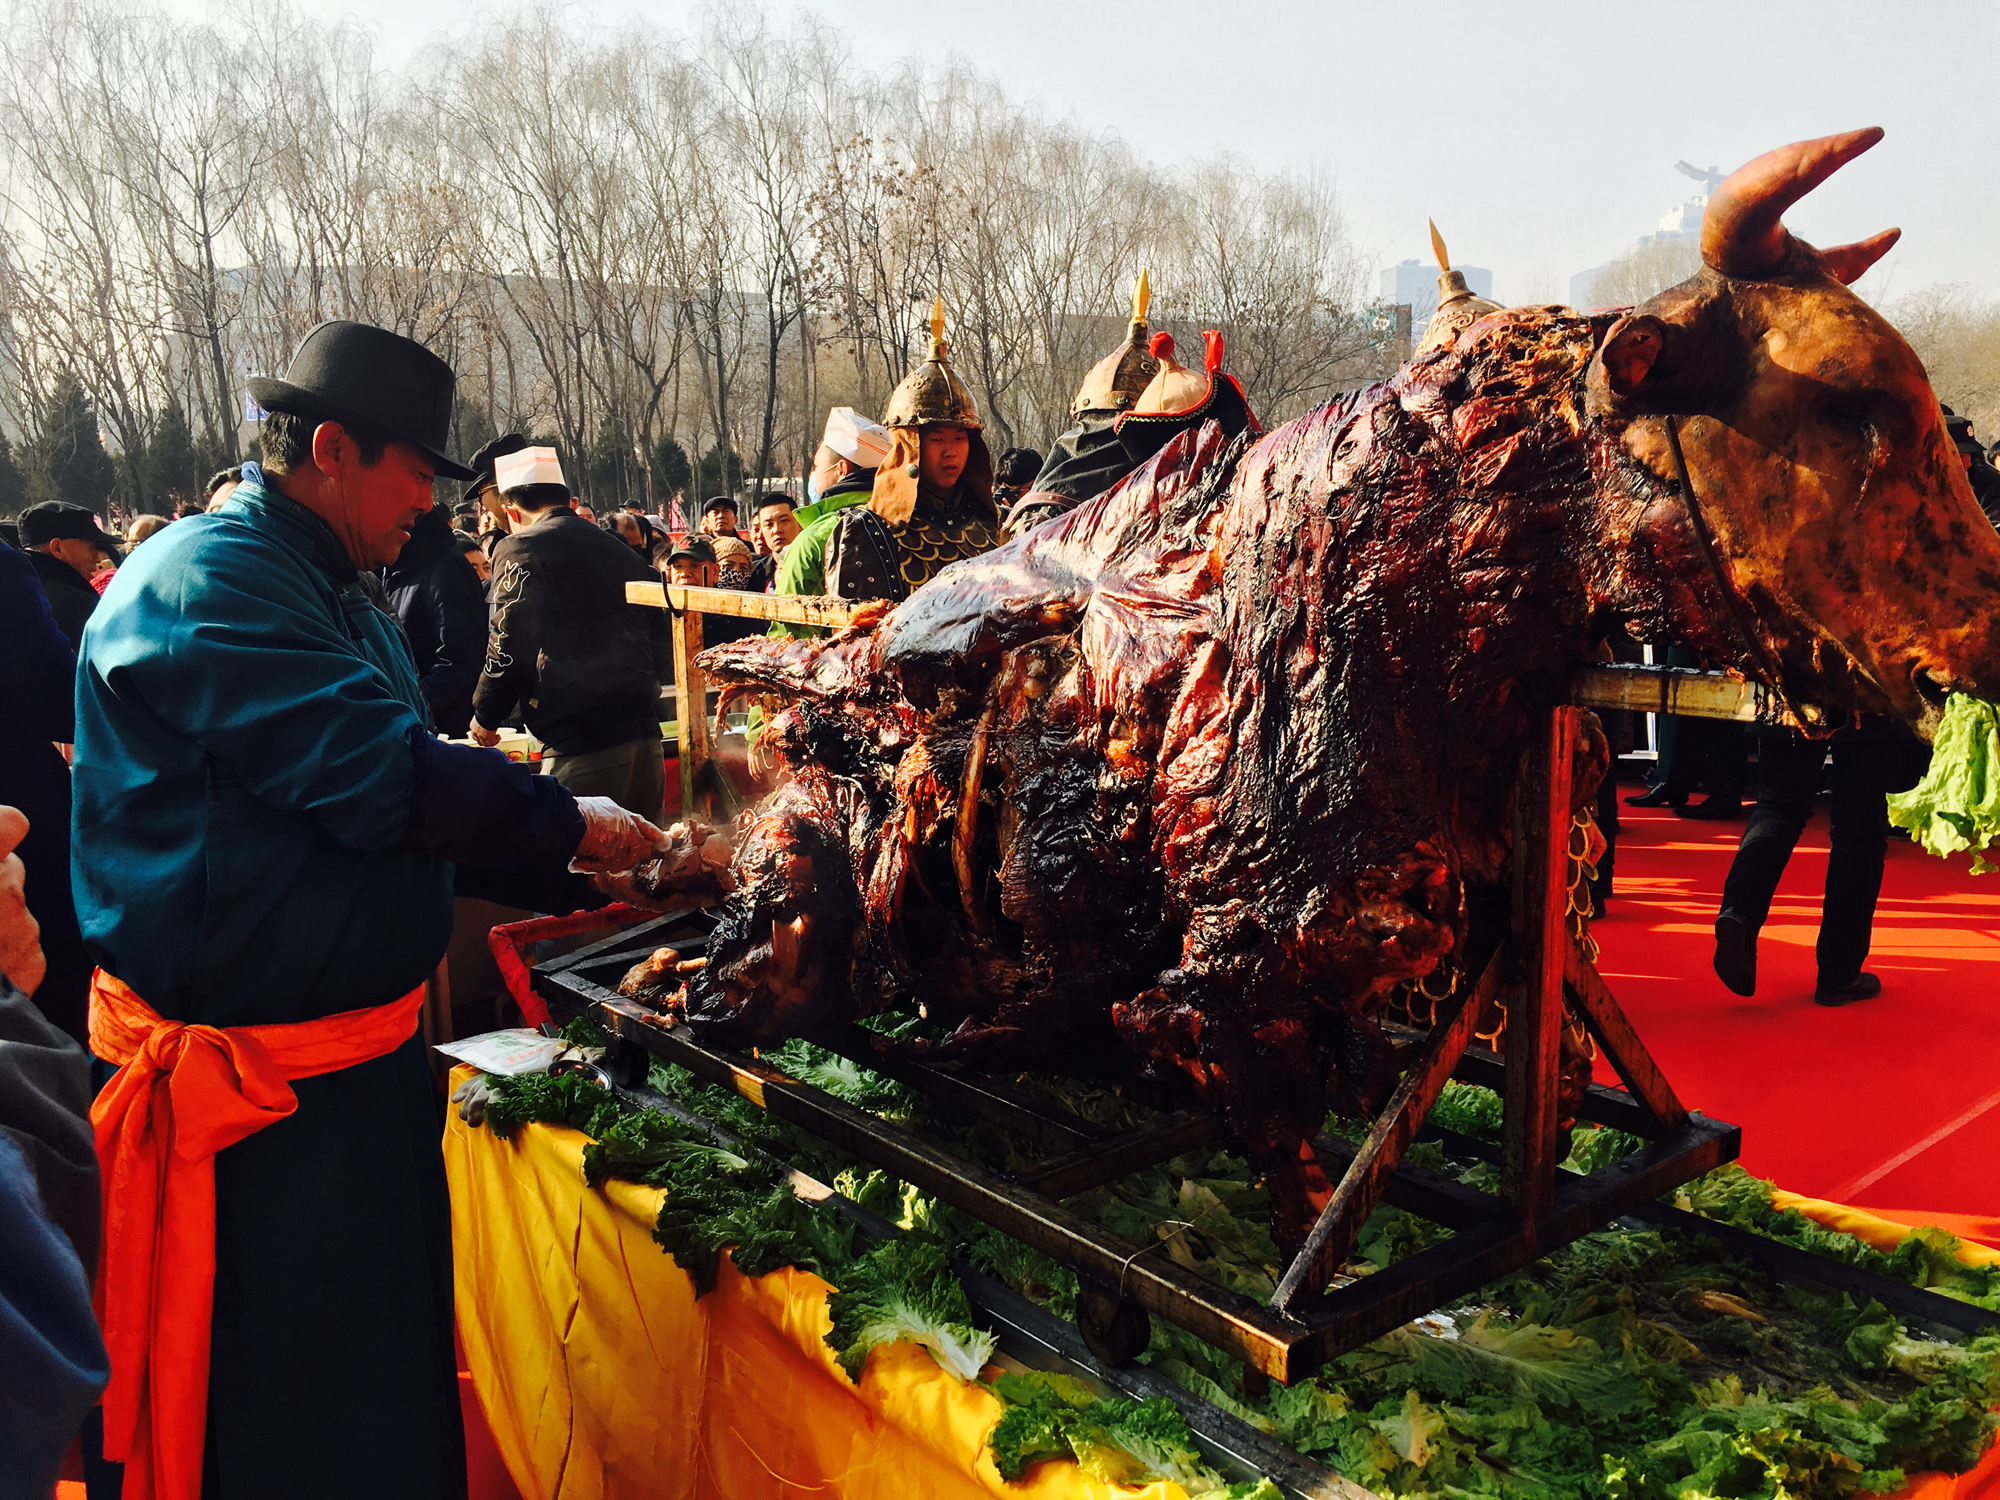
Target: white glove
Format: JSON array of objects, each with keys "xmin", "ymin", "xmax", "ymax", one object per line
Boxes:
[
  {"xmin": 569, "ymin": 796, "xmax": 671, "ymax": 873},
  {"xmin": 451, "ymin": 1073, "xmax": 498, "ymax": 1126}
]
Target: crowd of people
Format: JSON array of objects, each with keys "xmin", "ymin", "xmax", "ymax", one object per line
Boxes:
[{"xmin": 0, "ymin": 269, "xmax": 1995, "ymax": 1499}]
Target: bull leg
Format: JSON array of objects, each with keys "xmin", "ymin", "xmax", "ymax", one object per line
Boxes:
[{"xmin": 1113, "ymin": 967, "xmax": 1337, "ymax": 1256}]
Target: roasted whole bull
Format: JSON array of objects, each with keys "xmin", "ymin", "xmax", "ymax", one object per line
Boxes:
[{"xmin": 630, "ymin": 130, "xmax": 2000, "ymax": 1246}]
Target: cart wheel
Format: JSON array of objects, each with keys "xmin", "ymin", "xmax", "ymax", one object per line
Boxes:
[
  {"xmin": 1076, "ymin": 1283, "xmax": 1150, "ymax": 1366},
  {"xmin": 607, "ymin": 1035, "xmax": 651, "ymax": 1089}
]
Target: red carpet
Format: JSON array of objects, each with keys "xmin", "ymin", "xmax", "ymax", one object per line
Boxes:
[{"xmin": 1592, "ymin": 789, "xmax": 2000, "ymax": 1221}]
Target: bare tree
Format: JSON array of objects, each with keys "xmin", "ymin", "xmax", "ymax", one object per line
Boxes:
[
  {"xmin": 0, "ymin": 0, "xmax": 1391, "ymax": 514},
  {"xmin": 1888, "ymin": 284, "xmax": 2000, "ymax": 441},
  {"xmin": 1585, "ymin": 237, "xmax": 1704, "ymax": 310}
]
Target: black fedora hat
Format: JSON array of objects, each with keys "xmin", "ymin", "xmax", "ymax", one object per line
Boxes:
[
  {"xmin": 461, "ymin": 433, "xmax": 530, "ymax": 506},
  {"xmin": 248, "ymin": 321, "xmax": 477, "ymax": 481}
]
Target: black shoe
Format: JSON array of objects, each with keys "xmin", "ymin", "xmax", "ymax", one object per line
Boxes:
[
  {"xmin": 1713, "ymin": 912, "xmax": 1756, "ymax": 996},
  {"xmin": 1814, "ymin": 972, "xmax": 1882, "ymax": 1007},
  {"xmin": 1677, "ymin": 795, "xmax": 1744, "ymax": 820},
  {"xmin": 1625, "ymin": 785, "xmax": 1687, "ymax": 809}
]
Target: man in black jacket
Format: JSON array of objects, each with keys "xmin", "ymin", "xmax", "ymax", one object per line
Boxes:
[
  {"xmin": 17, "ymin": 503, "xmax": 119, "ymax": 652},
  {"xmin": 469, "ymin": 447, "xmax": 672, "ymax": 820},
  {"xmin": 0, "ymin": 547, "xmax": 89, "ymax": 1046},
  {"xmin": 380, "ymin": 504, "xmax": 487, "ymax": 737}
]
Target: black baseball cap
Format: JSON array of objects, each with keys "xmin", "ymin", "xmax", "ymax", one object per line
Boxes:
[
  {"xmin": 700, "ymin": 496, "xmax": 739, "ymax": 516},
  {"xmin": 19, "ymin": 502, "xmax": 122, "ymax": 557},
  {"xmin": 667, "ymin": 535, "xmax": 716, "ymax": 564}
]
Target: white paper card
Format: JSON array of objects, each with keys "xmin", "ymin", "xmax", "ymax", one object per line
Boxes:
[{"xmin": 434, "ymin": 1027, "xmax": 566, "ymax": 1077}]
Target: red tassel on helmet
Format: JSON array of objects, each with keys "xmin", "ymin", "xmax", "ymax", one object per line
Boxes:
[
  {"xmin": 1202, "ymin": 330, "xmax": 1224, "ymax": 375},
  {"xmin": 1148, "ymin": 331, "xmax": 1175, "ymax": 359}
]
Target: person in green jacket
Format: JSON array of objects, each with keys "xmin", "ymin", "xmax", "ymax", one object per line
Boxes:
[{"xmin": 771, "ymin": 405, "xmax": 892, "ymax": 638}]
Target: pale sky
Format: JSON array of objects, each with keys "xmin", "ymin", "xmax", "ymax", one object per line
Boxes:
[{"xmin": 173, "ymin": 0, "xmax": 1999, "ymax": 303}]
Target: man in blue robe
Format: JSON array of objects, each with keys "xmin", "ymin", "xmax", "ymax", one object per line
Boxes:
[{"xmin": 71, "ymin": 322, "xmax": 661, "ymax": 1499}]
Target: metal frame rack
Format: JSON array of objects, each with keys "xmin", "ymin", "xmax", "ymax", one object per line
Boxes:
[{"xmin": 569, "ymin": 585, "xmax": 1908, "ymax": 1387}]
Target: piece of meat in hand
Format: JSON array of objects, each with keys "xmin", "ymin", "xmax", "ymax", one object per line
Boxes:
[{"xmin": 596, "ymin": 819, "xmax": 739, "ymax": 911}]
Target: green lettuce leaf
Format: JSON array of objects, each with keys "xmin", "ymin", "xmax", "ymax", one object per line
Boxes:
[
  {"xmin": 1889, "ymin": 693, "xmax": 2000, "ymax": 872},
  {"xmin": 824, "ymin": 1236, "xmax": 997, "ymax": 1383}
]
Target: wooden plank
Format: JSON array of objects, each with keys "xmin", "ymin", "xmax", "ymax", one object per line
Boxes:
[
  {"xmin": 1567, "ymin": 663, "xmax": 1766, "ymax": 722},
  {"xmin": 1563, "ymin": 941, "xmax": 1688, "ymax": 1132},
  {"xmin": 626, "ymin": 579, "xmax": 858, "ymax": 629},
  {"xmin": 670, "ymin": 600, "xmax": 709, "ymax": 816},
  {"xmin": 1504, "ymin": 707, "xmax": 1576, "ymax": 1219},
  {"xmin": 1016, "ymin": 1110, "xmax": 1222, "ymax": 1201},
  {"xmin": 1272, "ymin": 950, "xmax": 1498, "ymax": 1312}
]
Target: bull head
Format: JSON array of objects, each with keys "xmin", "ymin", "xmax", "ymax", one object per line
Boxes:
[{"xmin": 1586, "ymin": 127, "xmax": 2000, "ymax": 732}]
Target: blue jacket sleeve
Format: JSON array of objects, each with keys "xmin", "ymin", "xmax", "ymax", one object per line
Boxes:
[
  {"xmin": 84, "ymin": 535, "xmax": 423, "ymax": 853},
  {"xmin": 0, "ymin": 545, "xmax": 77, "ymax": 743},
  {"xmin": 403, "ymin": 731, "xmax": 586, "ymax": 868}
]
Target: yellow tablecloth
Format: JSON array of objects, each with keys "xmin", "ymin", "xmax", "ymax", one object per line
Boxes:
[
  {"xmin": 443, "ymin": 1072, "xmax": 1191, "ymax": 1500},
  {"xmin": 444, "ymin": 1071, "xmax": 2000, "ymax": 1500}
]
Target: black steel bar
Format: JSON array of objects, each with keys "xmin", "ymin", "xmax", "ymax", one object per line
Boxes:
[
  {"xmin": 597, "ymin": 1073, "xmax": 1371, "ymax": 1498},
  {"xmin": 1015, "ymin": 1111, "xmax": 1221, "ymax": 1200},
  {"xmin": 1624, "ymin": 1204, "xmax": 2000, "ymax": 1337},
  {"xmin": 534, "ymin": 911, "xmax": 713, "ymax": 977},
  {"xmin": 1398, "ymin": 1027, "xmax": 1662, "ymax": 1138},
  {"xmin": 801, "ymin": 1022, "xmax": 1108, "ymax": 1154},
  {"xmin": 960, "ymin": 1268, "xmax": 1377, "ymax": 1500},
  {"xmin": 554, "ymin": 982, "xmax": 1317, "ymax": 1381},
  {"xmin": 1289, "ymin": 1117, "xmax": 1740, "ymax": 1357}
]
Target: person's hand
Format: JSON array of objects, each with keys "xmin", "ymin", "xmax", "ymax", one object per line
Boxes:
[
  {"xmin": 468, "ymin": 722, "xmax": 502, "ymax": 748},
  {"xmin": 0, "ymin": 806, "xmax": 47, "ymax": 996},
  {"xmin": 569, "ymin": 796, "xmax": 670, "ymax": 873}
]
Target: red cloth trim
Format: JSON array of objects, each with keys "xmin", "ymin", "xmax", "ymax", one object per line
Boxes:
[
  {"xmin": 486, "ymin": 905, "xmax": 647, "ymax": 1028},
  {"xmin": 1202, "ymin": 329, "xmax": 1224, "ymax": 374},
  {"xmin": 87, "ymin": 970, "xmax": 426, "ymax": 1500}
]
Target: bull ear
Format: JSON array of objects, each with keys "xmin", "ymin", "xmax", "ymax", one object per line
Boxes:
[
  {"xmin": 1818, "ymin": 227, "xmax": 1900, "ymax": 285},
  {"xmin": 1599, "ymin": 315, "xmax": 1668, "ymax": 397}
]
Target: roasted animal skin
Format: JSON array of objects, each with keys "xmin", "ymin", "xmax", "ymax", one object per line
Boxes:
[{"xmin": 637, "ymin": 135, "xmax": 2000, "ymax": 1246}]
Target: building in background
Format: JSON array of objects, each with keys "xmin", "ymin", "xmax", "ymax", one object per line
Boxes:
[{"xmin": 1570, "ymin": 160, "xmax": 1723, "ymax": 308}]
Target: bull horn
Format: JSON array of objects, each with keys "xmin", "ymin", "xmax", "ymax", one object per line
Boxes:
[
  {"xmin": 1701, "ymin": 127, "xmax": 1885, "ymax": 279},
  {"xmin": 1818, "ymin": 227, "xmax": 1901, "ymax": 285}
]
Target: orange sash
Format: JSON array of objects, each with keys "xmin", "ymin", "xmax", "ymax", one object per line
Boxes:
[{"xmin": 87, "ymin": 968, "xmax": 426, "ymax": 1500}]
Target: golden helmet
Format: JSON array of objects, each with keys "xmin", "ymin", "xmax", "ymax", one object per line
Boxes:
[
  {"xmin": 1071, "ymin": 270, "xmax": 1161, "ymax": 417},
  {"xmin": 881, "ymin": 298, "xmax": 982, "ymax": 431},
  {"xmin": 1416, "ymin": 221, "xmax": 1504, "ymax": 357}
]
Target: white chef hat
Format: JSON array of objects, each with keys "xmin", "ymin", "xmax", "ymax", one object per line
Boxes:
[
  {"xmin": 493, "ymin": 445, "xmax": 566, "ymax": 493},
  {"xmin": 820, "ymin": 407, "xmax": 894, "ymax": 470}
]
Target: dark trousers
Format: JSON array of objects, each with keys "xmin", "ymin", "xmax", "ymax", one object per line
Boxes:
[
  {"xmin": 1719, "ymin": 735, "xmax": 1895, "ymax": 984},
  {"xmin": 1651, "ymin": 649, "xmax": 1747, "ymax": 800}
]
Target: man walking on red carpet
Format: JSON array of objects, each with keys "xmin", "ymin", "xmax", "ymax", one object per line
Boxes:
[{"xmin": 1711, "ymin": 718, "xmax": 1918, "ymax": 1006}]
